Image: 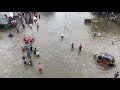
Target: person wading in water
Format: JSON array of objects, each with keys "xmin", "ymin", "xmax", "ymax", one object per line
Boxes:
[
  {"xmin": 71, "ymin": 43, "xmax": 74, "ymax": 49},
  {"xmin": 79, "ymin": 44, "xmax": 82, "ymax": 52}
]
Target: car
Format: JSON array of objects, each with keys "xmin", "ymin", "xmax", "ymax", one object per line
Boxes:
[{"xmin": 94, "ymin": 52, "xmax": 115, "ymax": 66}]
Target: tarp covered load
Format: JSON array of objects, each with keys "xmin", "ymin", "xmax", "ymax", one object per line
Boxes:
[{"xmin": 0, "ymin": 18, "xmax": 9, "ymax": 25}]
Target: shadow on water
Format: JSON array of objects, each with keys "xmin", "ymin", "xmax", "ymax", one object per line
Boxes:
[
  {"xmin": 0, "ymin": 27, "xmax": 17, "ymax": 33},
  {"xmin": 95, "ymin": 60, "xmax": 115, "ymax": 71},
  {"xmin": 0, "ymin": 28, "xmax": 11, "ymax": 32},
  {"xmin": 78, "ymin": 51, "xmax": 81, "ymax": 56},
  {"xmin": 39, "ymin": 70, "xmax": 43, "ymax": 74},
  {"xmin": 71, "ymin": 48, "xmax": 74, "ymax": 52}
]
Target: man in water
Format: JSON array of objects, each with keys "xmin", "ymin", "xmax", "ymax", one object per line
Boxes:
[
  {"xmin": 111, "ymin": 14, "xmax": 116, "ymax": 22},
  {"xmin": 22, "ymin": 24, "xmax": 25, "ymax": 30},
  {"xmin": 114, "ymin": 71, "xmax": 119, "ymax": 78},
  {"xmin": 112, "ymin": 37, "xmax": 116, "ymax": 45},
  {"xmin": 8, "ymin": 33, "xmax": 13, "ymax": 37},
  {"xmin": 27, "ymin": 50, "xmax": 31, "ymax": 58},
  {"xmin": 71, "ymin": 43, "xmax": 74, "ymax": 49},
  {"xmin": 93, "ymin": 32, "xmax": 97, "ymax": 37},
  {"xmin": 79, "ymin": 44, "xmax": 82, "ymax": 52},
  {"xmin": 36, "ymin": 51, "xmax": 40, "ymax": 57},
  {"xmin": 97, "ymin": 32, "xmax": 100, "ymax": 37},
  {"xmin": 29, "ymin": 24, "xmax": 32, "ymax": 29},
  {"xmin": 22, "ymin": 56, "xmax": 26, "ymax": 65},
  {"xmin": 17, "ymin": 28, "xmax": 19, "ymax": 33},
  {"xmin": 61, "ymin": 34, "xmax": 64, "ymax": 39},
  {"xmin": 39, "ymin": 63, "xmax": 42, "ymax": 72},
  {"xmin": 30, "ymin": 45, "xmax": 33, "ymax": 52},
  {"xmin": 39, "ymin": 14, "xmax": 40, "ymax": 19},
  {"xmin": 24, "ymin": 59, "xmax": 26, "ymax": 65},
  {"xmin": 37, "ymin": 24, "xmax": 39, "ymax": 30},
  {"xmin": 34, "ymin": 47, "xmax": 37, "ymax": 56},
  {"xmin": 28, "ymin": 56, "xmax": 32, "ymax": 65}
]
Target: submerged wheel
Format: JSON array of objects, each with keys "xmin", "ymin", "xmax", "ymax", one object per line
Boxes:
[
  {"xmin": 109, "ymin": 63, "xmax": 115, "ymax": 67},
  {"xmin": 97, "ymin": 60, "xmax": 99, "ymax": 62}
]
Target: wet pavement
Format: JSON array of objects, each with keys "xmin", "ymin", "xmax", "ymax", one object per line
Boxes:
[{"xmin": 0, "ymin": 12, "xmax": 120, "ymax": 78}]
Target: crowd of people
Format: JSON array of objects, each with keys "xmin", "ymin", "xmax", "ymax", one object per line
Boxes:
[
  {"xmin": 6, "ymin": 12, "xmax": 119, "ymax": 78},
  {"xmin": 20, "ymin": 12, "xmax": 83, "ymax": 74},
  {"xmin": 18, "ymin": 12, "xmax": 42, "ymax": 72},
  {"xmin": 19, "ymin": 12, "xmax": 40, "ymax": 30}
]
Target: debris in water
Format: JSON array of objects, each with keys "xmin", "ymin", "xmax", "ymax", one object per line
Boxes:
[
  {"xmin": 94, "ymin": 26, "xmax": 98, "ymax": 28},
  {"xmin": 83, "ymin": 64, "xmax": 86, "ymax": 66}
]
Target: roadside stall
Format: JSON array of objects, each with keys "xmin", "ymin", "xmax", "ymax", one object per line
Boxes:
[{"xmin": 0, "ymin": 18, "xmax": 10, "ymax": 29}]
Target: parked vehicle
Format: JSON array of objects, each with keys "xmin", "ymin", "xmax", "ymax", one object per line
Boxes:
[
  {"xmin": 94, "ymin": 52, "xmax": 115, "ymax": 66},
  {"xmin": 0, "ymin": 18, "xmax": 10, "ymax": 28},
  {"xmin": 0, "ymin": 18, "xmax": 17, "ymax": 28},
  {"xmin": 84, "ymin": 19, "xmax": 92, "ymax": 24}
]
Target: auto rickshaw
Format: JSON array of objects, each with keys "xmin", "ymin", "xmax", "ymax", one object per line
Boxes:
[{"xmin": 94, "ymin": 52, "xmax": 115, "ymax": 66}]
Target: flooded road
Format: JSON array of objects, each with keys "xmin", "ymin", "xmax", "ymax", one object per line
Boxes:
[{"xmin": 0, "ymin": 12, "xmax": 120, "ymax": 78}]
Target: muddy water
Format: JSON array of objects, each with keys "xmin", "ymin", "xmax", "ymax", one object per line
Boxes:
[{"xmin": 0, "ymin": 12, "xmax": 120, "ymax": 78}]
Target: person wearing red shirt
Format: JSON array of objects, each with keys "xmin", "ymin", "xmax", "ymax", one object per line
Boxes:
[
  {"xmin": 39, "ymin": 63, "xmax": 42, "ymax": 72},
  {"xmin": 79, "ymin": 44, "xmax": 82, "ymax": 52}
]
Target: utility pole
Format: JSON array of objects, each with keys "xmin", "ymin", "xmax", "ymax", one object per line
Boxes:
[{"xmin": 65, "ymin": 12, "xmax": 66, "ymax": 31}]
